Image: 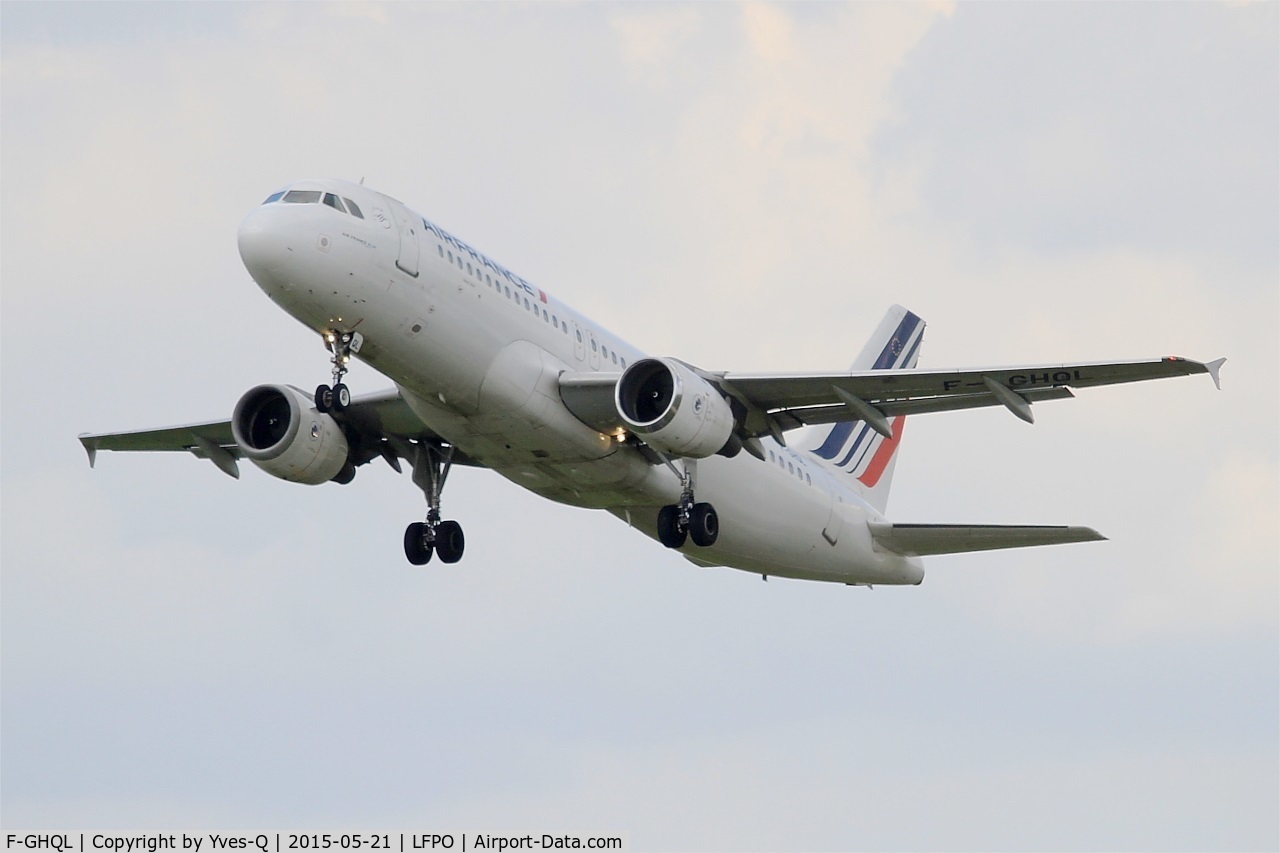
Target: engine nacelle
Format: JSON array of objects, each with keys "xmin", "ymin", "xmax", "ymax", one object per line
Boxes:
[
  {"xmin": 615, "ymin": 358, "xmax": 736, "ymax": 458},
  {"xmin": 232, "ymin": 384, "xmax": 350, "ymax": 485}
]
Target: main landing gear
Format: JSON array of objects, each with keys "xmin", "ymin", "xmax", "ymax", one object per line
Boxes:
[
  {"xmin": 656, "ymin": 465, "xmax": 719, "ymax": 550},
  {"xmin": 403, "ymin": 443, "xmax": 466, "ymax": 565},
  {"xmin": 314, "ymin": 329, "xmax": 360, "ymax": 413}
]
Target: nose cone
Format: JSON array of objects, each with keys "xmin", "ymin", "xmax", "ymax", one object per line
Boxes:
[{"xmin": 238, "ymin": 206, "xmax": 295, "ymax": 285}]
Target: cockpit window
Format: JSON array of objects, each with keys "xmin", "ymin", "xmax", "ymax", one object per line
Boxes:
[
  {"xmin": 323, "ymin": 193, "xmax": 347, "ymax": 213},
  {"xmin": 263, "ymin": 191, "xmax": 286, "ymax": 205},
  {"xmin": 283, "ymin": 190, "xmax": 322, "ymax": 204},
  {"xmin": 343, "ymin": 198, "xmax": 364, "ymax": 219}
]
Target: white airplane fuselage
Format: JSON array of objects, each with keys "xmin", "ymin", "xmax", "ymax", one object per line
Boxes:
[{"xmin": 237, "ymin": 178, "xmax": 924, "ymax": 585}]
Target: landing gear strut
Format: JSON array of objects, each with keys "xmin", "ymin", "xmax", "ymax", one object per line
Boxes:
[
  {"xmin": 656, "ymin": 462, "xmax": 719, "ymax": 549},
  {"xmin": 315, "ymin": 329, "xmax": 360, "ymax": 413},
  {"xmin": 403, "ymin": 443, "xmax": 466, "ymax": 565}
]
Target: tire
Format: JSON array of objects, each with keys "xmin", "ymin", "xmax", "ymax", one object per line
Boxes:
[
  {"xmin": 315, "ymin": 384, "xmax": 333, "ymax": 413},
  {"xmin": 657, "ymin": 505, "xmax": 687, "ymax": 549},
  {"xmin": 435, "ymin": 520, "xmax": 465, "ymax": 564},
  {"xmin": 333, "ymin": 383, "xmax": 351, "ymax": 411},
  {"xmin": 689, "ymin": 502, "xmax": 719, "ymax": 547},
  {"xmin": 404, "ymin": 521, "xmax": 432, "ymax": 565}
]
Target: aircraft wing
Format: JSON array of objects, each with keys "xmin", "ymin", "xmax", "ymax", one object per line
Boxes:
[
  {"xmin": 868, "ymin": 521, "xmax": 1106, "ymax": 556},
  {"xmin": 79, "ymin": 387, "xmax": 472, "ymax": 479},
  {"xmin": 719, "ymin": 356, "xmax": 1225, "ymax": 438},
  {"xmin": 559, "ymin": 356, "xmax": 1223, "ymax": 446}
]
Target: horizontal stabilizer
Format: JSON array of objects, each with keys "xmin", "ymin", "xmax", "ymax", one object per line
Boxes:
[{"xmin": 868, "ymin": 521, "xmax": 1106, "ymax": 556}]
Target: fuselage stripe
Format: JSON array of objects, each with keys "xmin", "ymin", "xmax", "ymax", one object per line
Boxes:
[{"xmin": 811, "ymin": 311, "xmax": 921, "ymax": 460}]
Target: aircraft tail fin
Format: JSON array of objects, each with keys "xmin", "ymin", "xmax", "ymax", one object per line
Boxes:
[{"xmin": 802, "ymin": 305, "xmax": 925, "ymax": 514}]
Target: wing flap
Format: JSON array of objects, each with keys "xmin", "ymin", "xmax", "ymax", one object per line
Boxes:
[
  {"xmin": 783, "ymin": 386, "xmax": 1076, "ymax": 428},
  {"xmin": 868, "ymin": 521, "xmax": 1106, "ymax": 556},
  {"xmin": 557, "ymin": 371, "xmax": 624, "ymax": 433}
]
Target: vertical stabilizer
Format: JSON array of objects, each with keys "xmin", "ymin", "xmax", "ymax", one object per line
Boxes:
[{"xmin": 802, "ymin": 305, "xmax": 925, "ymax": 513}]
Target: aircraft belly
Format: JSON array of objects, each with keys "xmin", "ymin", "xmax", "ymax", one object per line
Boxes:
[{"xmin": 616, "ymin": 454, "xmax": 925, "ymax": 585}]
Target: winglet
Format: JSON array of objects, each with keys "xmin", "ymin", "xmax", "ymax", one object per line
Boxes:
[
  {"xmin": 79, "ymin": 434, "xmax": 98, "ymax": 468},
  {"xmin": 1205, "ymin": 357, "xmax": 1226, "ymax": 391}
]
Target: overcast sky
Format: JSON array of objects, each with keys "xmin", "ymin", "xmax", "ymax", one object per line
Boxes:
[{"xmin": 2, "ymin": 2, "xmax": 1277, "ymax": 850}]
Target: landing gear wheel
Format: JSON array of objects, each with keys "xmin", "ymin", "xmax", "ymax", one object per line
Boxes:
[
  {"xmin": 657, "ymin": 505, "xmax": 687, "ymax": 549},
  {"xmin": 406, "ymin": 444, "xmax": 465, "ymax": 566},
  {"xmin": 317, "ymin": 330, "xmax": 358, "ymax": 413},
  {"xmin": 315, "ymin": 384, "xmax": 333, "ymax": 413},
  {"xmin": 435, "ymin": 520, "xmax": 465, "ymax": 563},
  {"xmin": 689, "ymin": 502, "xmax": 719, "ymax": 547},
  {"xmin": 333, "ymin": 383, "xmax": 351, "ymax": 411},
  {"xmin": 404, "ymin": 521, "xmax": 433, "ymax": 565}
]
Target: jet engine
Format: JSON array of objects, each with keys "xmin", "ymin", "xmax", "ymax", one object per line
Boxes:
[
  {"xmin": 232, "ymin": 384, "xmax": 350, "ymax": 484},
  {"xmin": 615, "ymin": 358, "xmax": 737, "ymax": 458}
]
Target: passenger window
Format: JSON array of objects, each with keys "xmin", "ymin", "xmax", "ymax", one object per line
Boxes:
[
  {"xmin": 467, "ymin": 263, "xmax": 473, "ymax": 275},
  {"xmin": 343, "ymin": 198, "xmax": 363, "ymax": 218},
  {"xmin": 806, "ymin": 473, "xmax": 811, "ymax": 485},
  {"xmin": 283, "ymin": 190, "xmax": 321, "ymax": 204},
  {"xmin": 543, "ymin": 310, "xmax": 549, "ymax": 322},
  {"xmin": 323, "ymin": 193, "xmax": 346, "ymax": 212},
  {"xmin": 576, "ymin": 330, "xmax": 583, "ymax": 343},
  {"xmin": 525, "ymin": 298, "xmax": 531, "ymax": 310},
  {"xmin": 505, "ymin": 287, "xmax": 511, "ymax": 298},
  {"xmin": 438, "ymin": 246, "xmax": 444, "ymax": 257},
  {"xmin": 591, "ymin": 339, "xmax": 598, "ymax": 352},
  {"xmin": 262, "ymin": 191, "xmax": 286, "ymax": 204},
  {"xmin": 611, "ymin": 352, "xmax": 618, "ymax": 365},
  {"xmin": 448, "ymin": 251, "xmax": 454, "ymax": 263}
]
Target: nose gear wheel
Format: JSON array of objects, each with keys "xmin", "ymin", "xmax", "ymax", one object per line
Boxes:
[{"xmin": 314, "ymin": 329, "xmax": 359, "ymax": 413}]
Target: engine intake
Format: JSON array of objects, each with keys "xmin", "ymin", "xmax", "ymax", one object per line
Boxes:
[
  {"xmin": 232, "ymin": 384, "xmax": 350, "ymax": 484},
  {"xmin": 616, "ymin": 358, "xmax": 736, "ymax": 458}
]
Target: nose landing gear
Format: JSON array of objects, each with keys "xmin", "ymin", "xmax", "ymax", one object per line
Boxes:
[
  {"xmin": 314, "ymin": 329, "xmax": 361, "ymax": 413},
  {"xmin": 403, "ymin": 443, "xmax": 466, "ymax": 565}
]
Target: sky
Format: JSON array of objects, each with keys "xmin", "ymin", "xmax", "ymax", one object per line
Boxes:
[{"xmin": 2, "ymin": 2, "xmax": 1277, "ymax": 850}]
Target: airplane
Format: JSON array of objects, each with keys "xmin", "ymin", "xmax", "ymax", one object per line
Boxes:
[{"xmin": 78, "ymin": 179, "xmax": 1225, "ymax": 586}]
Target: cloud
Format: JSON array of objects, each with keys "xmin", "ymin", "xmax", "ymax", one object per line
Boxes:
[
  {"xmin": 610, "ymin": 6, "xmax": 701, "ymax": 83},
  {"xmin": 2, "ymin": 2, "xmax": 1275, "ymax": 847}
]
